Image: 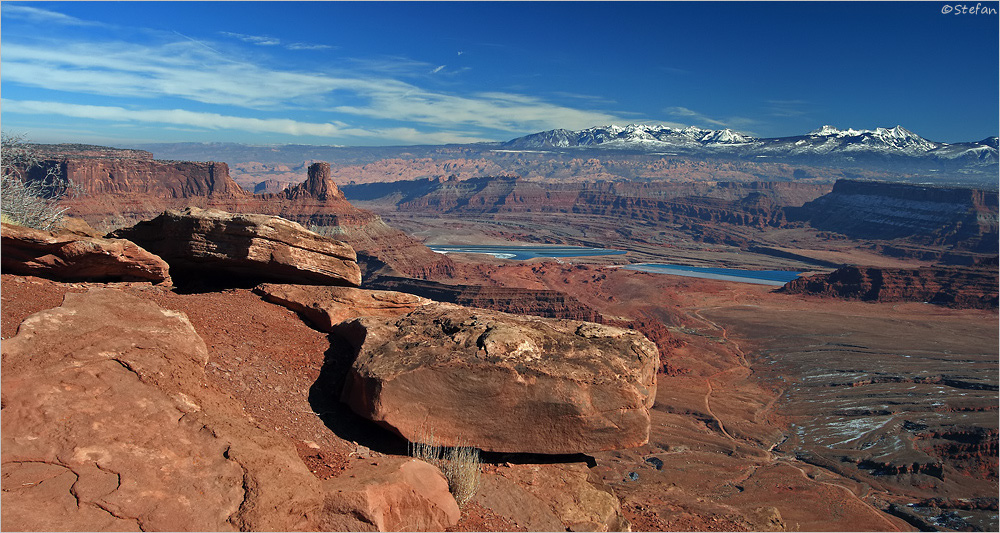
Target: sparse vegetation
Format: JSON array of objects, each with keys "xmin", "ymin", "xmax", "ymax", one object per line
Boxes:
[
  {"xmin": 408, "ymin": 428, "xmax": 482, "ymax": 507},
  {"xmin": 1, "ymin": 133, "xmax": 75, "ymax": 230}
]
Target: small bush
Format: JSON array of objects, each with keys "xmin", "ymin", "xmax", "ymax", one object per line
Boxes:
[
  {"xmin": 1, "ymin": 133, "xmax": 75, "ymax": 231},
  {"xmin": 408, "ymin": 428, "xmax": 482, "ymax": 507}
]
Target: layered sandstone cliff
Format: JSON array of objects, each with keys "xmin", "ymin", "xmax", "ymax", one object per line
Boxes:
[
  {"xmin": 367, "ymin": 275, "xmax": 604, "ymax": 322},
  {"xmin": 788, "ymin": 179, "xmax": 999, "ymax": 252},
  {"xmin": 779, "ymin": 263, "xmax": 999, "ymax": 309},
  {"xmin": 35, "ymin": 155, "xmax": 452, "ymax": 279}
]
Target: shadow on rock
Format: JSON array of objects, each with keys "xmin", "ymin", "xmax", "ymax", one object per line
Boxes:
[{"xmin": 307, "ymin": 333, "xmax": 409, "ymax": 456}]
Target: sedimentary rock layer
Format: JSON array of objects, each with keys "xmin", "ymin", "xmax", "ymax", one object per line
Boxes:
[
  {"xmin": 366, "ymin": 275, "xmax": 604, "ymax": 322},
  {"xmin": 111, "ymin": 207, "xmax": 362, "ymax": 287},
  {"xmin": 36, "ymin": 155, "xmax": 452, "ymax": 279},
  {"xmin": 339, "ymin": 303, "xmax": 659, "ymax": 454},
  {"xmin": 789, "ymin": 179, "xmax": 999, "ymax": 251},
  {"xmin": 779, "ymin": 263, "xmax": 999, "ymax": 309},
  {"xmin": 1, "ymin": 222, "xmax": 171, "ymax": 284},
  {"xmin": 0, "ymin": 288, "xmax": 460, "ymax": 532}
]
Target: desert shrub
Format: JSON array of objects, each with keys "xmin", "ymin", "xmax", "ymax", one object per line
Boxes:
[
  {"xmin": 1, "ymin": 133, "xmax": 75, "ymax": 230},
  {"xmin": 408, "ymin": 428, "xmax": 482, "ymax": 507}
]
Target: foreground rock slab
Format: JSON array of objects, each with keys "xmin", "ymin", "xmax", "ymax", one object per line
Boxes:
[
  {"xmin": 0, "ymin": 288, "xmax": 457, "ymax": 531},
  {"xmin": 1, "ymin": 222, "xmax": 171, "ymax": 284},
  {"xmin": 320, "ymin": 456, "xmax": 460, "ymax": 531},
  {"xmin": 254, "ymin": 283, "xmax": 431, "ymax": 331},
  {"xmin": 111, "ymin": 207, "xmax": 361, "ymax": 287},
  {"xmin": 475, "ymin": 463, "xmax": 626, "ymax": 532},
  {"xmin": 339, "ymin": 303, "xmax": 659, "ymax": 454}
]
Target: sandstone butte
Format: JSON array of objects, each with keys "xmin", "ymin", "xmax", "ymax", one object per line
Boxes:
[
  {"xmin": 110, "ymin": 207, "xmax": 362, "ymax": 287},
  {"xmin": 33, "ymin": 157, "xmax": 454, "ymax": 279}
]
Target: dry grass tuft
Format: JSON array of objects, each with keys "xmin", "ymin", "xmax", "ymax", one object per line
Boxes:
[{"xmin": 408, "ymin": 428, "xmax": 482, "ymax": 507}]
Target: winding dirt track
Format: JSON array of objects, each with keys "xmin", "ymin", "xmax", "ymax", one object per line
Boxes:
[{"xmin": 686, "ymin": 301, "xmax": 908, "ymax": 528}]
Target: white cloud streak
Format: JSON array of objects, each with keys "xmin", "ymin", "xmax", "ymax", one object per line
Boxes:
[
  {"xmin": 1, "ymin": 99, "xmax": 494, "ymax": 144},
  {"xmin": 1, "ymin": 8, "xmax": 629, "ymax": 142},
  {"xmin": 666, "ymin": 106, "xmax": 757, "ymax": 131},
  {"xmin": 0, "ymin": 4, "xmax": 106, "ymax": 27}
]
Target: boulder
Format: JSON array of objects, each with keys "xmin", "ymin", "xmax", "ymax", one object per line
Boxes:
[
  {"xmin": 320, "ymin": 457, "xmax": 460, "ymax": 531},
  {"xmin": 474, "ymin": 463, "xmax": 626, "ymax": 532},
  {"xmin": 110, "ymin": 207, "xmax": 361, "ymax": 287},
  {"xmin": 1, "ymin": 222, "xmax": 171, "ymax": 284},
  {"xmin": 339, "ymin": 303, "xmax": 658, "ymax": 454},
  {"xmin": 254, "ymin": 283, "xmax": 431, "ymax": 332}
]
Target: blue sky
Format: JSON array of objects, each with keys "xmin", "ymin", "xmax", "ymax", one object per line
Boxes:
[{"xmin": 2, "ymin": 1, "xmax": 998, "ymax": 146}]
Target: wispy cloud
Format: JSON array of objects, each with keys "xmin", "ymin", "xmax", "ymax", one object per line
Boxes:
[
  {"xmin": 220, "ymin": 31, "xmax": 281, "ymax": 46},
  {"xmin": 665, "ymin": 106, "xmax": 757, "ymax": 131},
  {"xmin": 1, "ymin": 99, "xmax": 493, "ymax": 144},
  {"xmin": 550, "ymin": 91, "xmax": 618, "ymax": 106},
  {"xmin": 2, "ymin": 6, "xmax": 630, "ymax": 143},
  {"xmin": 333, "ymin": 90, "xmax": 620, "ymax": 133},
  {"xmin": 286, "ymin": 42, "xmax": 335, "ymax": 51},
  {"xmin": 3, "ymin": 31, "xmax": 623, "ymax": 138},
  {"xmin": 219, "ymin": 31, "xmax": 333, "ymax": 51},
  {"xmin": 1, "ymin": 41, "xmax": 394, "ymax": 109},
  {"xmin": 764, "ymin": 99, "xmax": 812, "ymax": 118},
  {"xmin": 0, "ymin": 4, "xmax": 106, "ymax": 27}
]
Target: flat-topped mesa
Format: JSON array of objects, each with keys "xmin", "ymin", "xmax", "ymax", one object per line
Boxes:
[
  {"xmin": 31, "ymin": 158, "xmax": 247, "ymax": 199},
  {"xmin": 788, "ymin": 179, "xmax": 999, "ymax": 249},
  {"xmin": 779, "ymin": 263, "xmax": 999, "ymax": 309}
]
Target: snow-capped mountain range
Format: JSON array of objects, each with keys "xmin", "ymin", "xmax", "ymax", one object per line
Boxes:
[{"xmin": 502, "ymin": 124, "xmax": 998, "ymax": 175}]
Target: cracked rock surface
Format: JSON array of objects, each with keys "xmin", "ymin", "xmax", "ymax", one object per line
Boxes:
[
  {"xmin": 339, "ymin": 303, "xmax": 659, "ymax": 454},
  {"xmin": 1, "ymin": 288, "xmax": 458, "ymax": 531}
]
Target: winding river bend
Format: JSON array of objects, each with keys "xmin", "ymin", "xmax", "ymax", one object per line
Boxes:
[{"xmin": 428, "ymin": 245, "xmax": 803, "ymax": 286}]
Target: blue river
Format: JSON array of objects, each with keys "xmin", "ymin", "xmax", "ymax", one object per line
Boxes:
[
  {"xmin": 427, "ymin": 245, "xmax": 803, "ymax": 285},
  {"xmin": 624, "ymin": 263, "xmax": 803, "ymax": 286},
  {"xmin": 428, "ymin": 244, "xmax": 627, "ymax": 261}
]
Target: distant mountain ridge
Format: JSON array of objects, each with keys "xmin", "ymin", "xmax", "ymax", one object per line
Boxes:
[
  {"xmin": 124, "ymin": 124, "xmax": 998, "ymax": 187},
  {"xmin": 503, "ymin": 124, "xmax": 998, "ymax": 168}
]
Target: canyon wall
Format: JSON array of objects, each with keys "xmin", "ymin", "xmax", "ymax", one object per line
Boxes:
[
  {"xmin": 35, "ymin": 157, "xmax": 452, "ymax": 279},
  {"xmin": 789, "ymin": 179, "xmax": 999, "ymax": 251},
  {"xmin": 347, "ymin": 176, "xmax": 830, "ymax": 230},
  {"xmin": 780, "ymin": 263, "xmax": 999, "ymax": 309}
]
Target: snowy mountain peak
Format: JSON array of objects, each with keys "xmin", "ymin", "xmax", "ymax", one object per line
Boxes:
[
  {"xmin": 810, "ymin": 125, "xmax": 842, "ymax": 136},
  {"xmin": 700, "ymin": 128, "xmax": 755, "ymax": 144},
  {"xmin": 501, "ymin": 125, "xmax": 996, "ymax": 178}
]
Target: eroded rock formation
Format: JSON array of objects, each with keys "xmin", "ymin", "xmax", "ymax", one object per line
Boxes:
[
  {"xmin": 0, "ymin": 288, "xmax": 460, "ymax": 531},
  {"xmin": 36, "ymin": 153, "xmax": 452, "ymax": 279},
  {"xmin": 254, "ymin": 283, "xmax": 432, "ymax": 332},
  {"xmin": 788, "ymin": 179, "xmax": 999, "ymax": 252},
  {"xmin": 1, "ymin": 222, "xmax": 171, "ymax": 284},
  {"xmin": 366, "ymin": 275, "xmax": 604, "ymax": 322},
  {"xmin": 111, "ymin": 207, "xmax": 361, "ymax": 287},
  {"xmin": 346, "ymin": 176, "xmax": 828, "ymax": 231},
  {"xmin": 780, "ymin": 263, "xmax": 999, "ymax": 309},
  {"xmin": 255, "ymin": 283, "xmax": 658, "ymax": 454},
  {"xmin": 1, "ymin": 289, "xmax": 319, "ymax": 530},
  {"xmin": 339, "ymin": 304, "xmax": 659, "ymax": 454}
]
